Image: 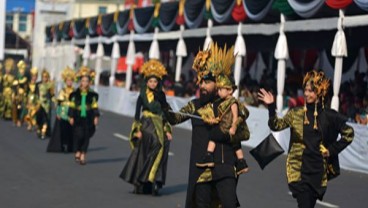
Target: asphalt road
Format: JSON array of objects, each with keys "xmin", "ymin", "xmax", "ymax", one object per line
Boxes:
[{"xmin": 1, "ymin": 111, "xmax": 367, "ymax": 208}]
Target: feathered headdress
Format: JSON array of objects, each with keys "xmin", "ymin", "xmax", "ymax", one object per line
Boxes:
[
  {"xmin": 302, "ymin": 70, "xmax": 330, "ymax": 129},
  {"xmin": 61, "ymin": 66, "xmax": 76, "ymax": 82},
  {"xmin": 140, "ymin": 59, "xmax": 167, "ymax": 80},
  {"xmin": 192, "ymin": 43, "xmax": 236, "ymax": 86}
]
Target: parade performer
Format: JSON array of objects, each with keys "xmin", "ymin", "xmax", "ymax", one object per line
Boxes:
[
  {"xmin": 12, "ymin": 60, "xmax": 28, "ymax": 127},
  {"xmin": 160, "ymin": 43, "xmax": 247, "ymax": 208},
  {"xmin": 35, "ymin": 69, "xmax": 55, "ymax": 139},
  {"xmin": 196, "ymin": 58, "xmax": 250, "ymax": 175},
  {"xmin": 0, "ymin": 62, "xmax": 3, "ymax": 118},
  {"xmin": 24, "ymin": 67, "xmax": 39, "ymax": 131},
  {"xmin": 47, "ymin": 66, "xmax": 75, "ymax": 153},
  {"xmin": 120, "ymin": 59, "xmax": 172, "ymax": 196},
  {"xmin": 68, "ymin": 66, "xmax": 99, "ymax": 165},
  {"xmin": 258, "ymin": 70, "xmax": 354, "ymax": 208},
  {"xmin": 1, "ymin": 59, "xmax": 15, "ymax": 120}
]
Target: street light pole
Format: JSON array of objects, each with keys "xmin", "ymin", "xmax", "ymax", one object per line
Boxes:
[{"xmin": 0, "ymin": 0, "xmax": 6, "ymax": 61}]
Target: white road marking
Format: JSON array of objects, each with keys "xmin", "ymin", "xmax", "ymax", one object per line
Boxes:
[
  {"xmin": 114, "ymin": 133, "xmax": 175, "ymax": 156},
  {"xmin": 316, "ymin": 200, "xmax": 339, "ymax": 208},
  {"xmin": 287, "ymin": 192, "xmax": 339, "ymax": 208},
  {"xmin": 113, "ymin": 133, "xmax": 129, "ymax": 141}
]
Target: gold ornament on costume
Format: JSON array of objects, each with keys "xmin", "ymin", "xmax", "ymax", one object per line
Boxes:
[
  {"xmin": 140, "ymin": 59, "xmax": 167, "ymax": 80},
  {"xmin": 5, "ymin": 58, "xmax": 15, "ymax": 71},
  {"xmin": 61, "ymin": 66, "xmax": 76, "ymax": 82},
  {"xmin": 76, "ymin": 66, "xmax": 95, "ymax": 81},
  {"xmin": 302, "ymin": 70, "xmax": 330, "ymax": 130}
]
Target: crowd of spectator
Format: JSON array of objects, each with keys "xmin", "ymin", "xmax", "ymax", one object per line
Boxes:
[{"xmin": 111, "ymin": 67, "xmax": 368, "ymax": 126}]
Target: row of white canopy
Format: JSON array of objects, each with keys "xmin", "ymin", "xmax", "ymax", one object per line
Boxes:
[{"xmin": 42, "ymin": 11, "xmax": 367, "ymax": 112}]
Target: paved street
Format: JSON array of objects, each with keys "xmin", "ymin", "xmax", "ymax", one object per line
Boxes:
[{"xmin": 1, "ymin": 111, "xmax": 367, "ymax": 208}]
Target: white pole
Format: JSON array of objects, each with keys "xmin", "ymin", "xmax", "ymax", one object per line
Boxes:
[
  {"xmin": 0, "ymin": 0, "xmax": 6, "ymax": 60},
  {"xmin": 149, "ymin": 27, "xmax": 160, "ymax": 59},
  {"xmin": 233, "ymin": 23, "xmax": 246, "ymax": 98},
  {"xmin": 83, "ymin": 35, "xmax": 91, "ymax": 66},
  {"xmin": 203, "ymin": 19, "xmax": 213, "ymax": 50},
  {"xmin": 274, "ymin": 14, "xmax": 289, "ymax": 113},
  {"xmin": 94, "ymin": 39, "xmax": 104, "ymax": 90},
  {"xmin": 125, "ymin": 30, "xmax": 135, "ymax": 90},
  {"xmin": 110, "ymin": 36, "xmax": 120, "ymax": 86},
  {"xmin": 175, "ymin": 25, "xmax": 187, "ymax": 82},
  {"xmin": 331, "ymin": 10, "xmax": 347, "ymax": 111}
]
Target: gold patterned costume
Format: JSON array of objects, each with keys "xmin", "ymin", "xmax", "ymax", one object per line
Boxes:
[
  {"xmin": 35, "ymin": 70, "xmax": 55, "ymax": 139},
  {"xmin": 12, "ymin": 60, "xmax": 29, "ymax": 126},
  {"xmin": 24, "ymin": 67, "xmax": 39, "ymax": 131},
  {"xmin": 1, "ymin": 59, "xmax": 15, "ymax": 120},
  {"xmin": 267, "ymin": 70, "xmax": 354, "ymax": 202}
]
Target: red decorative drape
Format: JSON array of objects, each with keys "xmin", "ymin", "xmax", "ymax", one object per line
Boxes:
[
  {"xmin": 232, "ymin": 1, "xmax": 247, "ymax": 22},
  {"xmin": 325, "ymin": 0, "xmax": 353, "ymax": 9}
]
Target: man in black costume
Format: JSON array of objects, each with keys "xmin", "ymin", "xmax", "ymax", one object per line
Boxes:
[{"xmin": 160, "ymin": 43, "xmax": 245, "ymax": 208}]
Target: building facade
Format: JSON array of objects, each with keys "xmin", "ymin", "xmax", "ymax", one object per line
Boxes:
[{"xmin": 6, "ymin": 11, "xmax": 33, "ymax": 41}]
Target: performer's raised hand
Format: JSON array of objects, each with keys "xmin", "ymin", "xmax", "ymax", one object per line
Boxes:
[{"xmin": 258, "ymin": 88, "xmax": 274, "ymax": 105}]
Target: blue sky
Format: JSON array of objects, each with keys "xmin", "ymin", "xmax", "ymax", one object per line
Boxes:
[{"xmin": 6, "ymin": 0, "xmax": 35, "ymax": 12}]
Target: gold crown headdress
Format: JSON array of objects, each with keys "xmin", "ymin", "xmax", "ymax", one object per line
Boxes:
[
  {"xmin": 61, "ymin": 66, "xmax": 76, "ymax": 81},
  {"xmin": 5, "ymin": 58, "xmax": 15, "ymax": 71},
  {"xmin": 302, "ymin": 70, "xmax": 330, "ymax": 129},
  {"xmin": 17, "ymin": 60, "xmax": 27, "ymax": 70},
  {"xmin": 140, "ymin": 59, "xmax": 167, "ymax": 80},
  {"xmin": 30, "ymin": 67, "xmax": 38, "ymax": 76},
  {"xmin": 76, "ymin": 66, "xmax": 95, "ymax": 82}
]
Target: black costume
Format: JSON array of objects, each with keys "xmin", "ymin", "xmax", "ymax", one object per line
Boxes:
[
  {"xmin": 120, "ymin": 88, "xmax": 171, "ymax": 195},
  {"xmin": 268, "ymin": 102, "xmax": 354, "ymax": 207},
  {"xmin": 164, "ymin": 98, "xmax": 240, "ymax": 208},
  {"xmin": 68, "ymin": 88, "xmax": 99, "ymax": 153}
]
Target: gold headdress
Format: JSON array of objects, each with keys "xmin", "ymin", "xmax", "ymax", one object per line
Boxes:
[
  {"xmin": 140, "ymin": 59, "xmax": 167, "ymax": 80},
  {"xmin": 192, "ymin": 43, "xmax": 236, "ymax": 86},
  {"xmin": 17, "ymin": 60, "xmax": 26, "ymax": 70},
  {"xmin": 61, "ymin": 66, "xmax": 76, "ymax": 82},
  {"xmin": 5, "ymin": 58, "xmax": 15, "ymax": 71},
  {"xmin": 302, "ymin": 70, "xmax": 330, "ymax": 129},
  {"xmin": 76, "ymin": 66, "xmax": 95, "ymax": 81},
  {"xmin": 30, "ymin": 67, "xmax": 38, "ymax": 76}
]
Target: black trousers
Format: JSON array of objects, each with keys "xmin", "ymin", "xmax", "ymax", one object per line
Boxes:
[
  {"xmin": 295, "ymin": 186, "xmax": 318, "ymax": 208},
  {"xmin": 195, "ymin": 177, "xmax": 237, "ymax": 208},
  {"xmin": 73, "ymin": 119, "xmax": 95, "ymax": 153}
]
